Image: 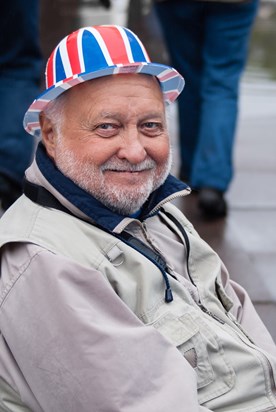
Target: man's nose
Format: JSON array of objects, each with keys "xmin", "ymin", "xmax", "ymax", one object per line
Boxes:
[{"xmin": 117, "ymin": 131, "xmax": 147, "ymax": 164}]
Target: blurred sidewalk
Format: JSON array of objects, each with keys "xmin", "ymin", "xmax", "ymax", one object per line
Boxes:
[{"xmin": 181, "ymin": 75, "xmax": 276, "ymax": 341}]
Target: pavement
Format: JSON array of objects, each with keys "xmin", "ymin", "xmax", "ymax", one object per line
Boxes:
[
  {"xmin": 180, "ymin": 78, "xmax": 276, "ymax": 342},
  {"xmin": 2, "ymin": 0, "xmax": 276, "ymax": 341}
]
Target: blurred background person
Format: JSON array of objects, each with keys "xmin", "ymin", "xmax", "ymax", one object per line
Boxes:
[
  {"xmin": 154, "ymin": 0, "xmax": 259, "ymax": 219},
  {"xmin": 0, "ymin": 0, "xmax": 42, "ymax": 211}
]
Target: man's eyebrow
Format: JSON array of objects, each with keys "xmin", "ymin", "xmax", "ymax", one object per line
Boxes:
[
  {"xmin": 149, "ymin": 113, "xmax": 165, "ymax": 119},
  {"xmin": 96, "ymin": 111, "xmax": 165, "ymax": 121},
  {"xmin": 140, "ymin": 112, "xmax": 166, "ymax": 123},
  {"xmin": 141, "ymin": 112, "xmax": 164, "ymax": 118}
]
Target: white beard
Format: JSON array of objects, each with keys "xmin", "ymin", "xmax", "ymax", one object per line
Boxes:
[{"xmin": 54, "ymin": 137, "xmax": 172, "ymax": 215}]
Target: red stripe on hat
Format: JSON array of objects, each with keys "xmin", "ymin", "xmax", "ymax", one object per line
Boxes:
[
  {"xmin": 95, "ymin": 26, "xmax": 130, "ymax": 64},
  {"xmin": 61, "ymin": 76, "xmax": 81, "ymax": 87},
  {"xmin": 29, "ymin": 100, "xmax": 49, "ymax": 111},
  {"xmin": 159, "ymin": 71, "xmax": 178, "ymax": 82},
  {"xmin": 66, "ymin": 32, "xmax": 82, "ymax": 76},
  {"xmin": 68, "ymin": 77, "xmax": 83, "ymax": 86},
  {"xmin": 164, "ymin": 91, "xmax": 179, "ymax": 102},
  {"xmin": 27, "ymin": 122, "xmax": 40, "ymax": 132},
  {"xmin": 46, "ymin": 50, "xmax": 55, "ymax": 88}
]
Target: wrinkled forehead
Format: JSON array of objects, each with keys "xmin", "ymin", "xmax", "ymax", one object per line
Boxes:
[
  {"xmin": 66, "ymin": 73, "xmax": 163, "ymax": 100},
  {"xmin": 52, "ymin": 74, "xmax": 165, "ymax": 118}
]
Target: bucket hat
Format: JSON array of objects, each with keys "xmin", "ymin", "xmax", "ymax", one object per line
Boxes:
[{"xmin": 23, "ymin": 25, "xmax": 185, "ymax": 137}]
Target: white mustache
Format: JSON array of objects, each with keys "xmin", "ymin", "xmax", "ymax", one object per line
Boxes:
[{"xmin": 101, "ymin": 158, "xmax": 156, "ymax": 172}]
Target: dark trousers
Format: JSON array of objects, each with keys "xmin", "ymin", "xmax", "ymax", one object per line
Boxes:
[
  {"xmin": 0, "ymin": 0, "xmax": 42, "ymax": 187},
  {"xmin": 155, "ymin": 0, "xmax": 258, "ymax": 191}
]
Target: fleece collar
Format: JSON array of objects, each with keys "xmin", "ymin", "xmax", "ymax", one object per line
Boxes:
[{"xmin": 35, "ymin": 142, "xmax": 189, "ymax": 232}]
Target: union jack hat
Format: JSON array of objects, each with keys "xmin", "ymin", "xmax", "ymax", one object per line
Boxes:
[{"xmin": 23, "ymin": 25, "xmax": 185, "ymax": 137}]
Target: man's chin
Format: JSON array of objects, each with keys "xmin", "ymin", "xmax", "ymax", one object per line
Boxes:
[
  {"xmin": 102, "ymin": 195, "xmax": 149, "ymax": 215},
  {"xmin": 97, "ymin": 174, "xmax": 168, "ymax": 214}
]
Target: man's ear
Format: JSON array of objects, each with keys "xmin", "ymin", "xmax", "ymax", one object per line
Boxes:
[{"xmin": 39, "ymin": 112, "xmax": 57, "ymax": 160}]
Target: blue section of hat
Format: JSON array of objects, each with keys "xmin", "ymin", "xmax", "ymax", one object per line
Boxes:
[
  {"xmin": 55, "ymin": 48, "xmax": 67, "ymax": 83},
  {"xmin": 82, "ymin": 29, "xmax": 108, "ymax": 72},
  {"xmin": 125, "ymin": 28, "xmax": 148, "ymax": 63}
]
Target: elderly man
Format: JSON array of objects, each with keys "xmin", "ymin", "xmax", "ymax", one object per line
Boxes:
[{"xmin": 0, "ymin": 25, "xmax": 275, "ymax": 412}]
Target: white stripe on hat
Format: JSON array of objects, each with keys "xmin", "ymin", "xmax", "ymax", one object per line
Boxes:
[
  {"xmin": 116, "ymin": 26, "xmax": 134, "ymax": 63},
  {"xmin": 46, "ymin": 46, "xmax": 58, "ymax": 88},
  {"xmin": 59, "ymin": 37, "xmax": 73, "ymax": 78},
  {"xmin": 77, "ymin": 28, "xmax": 86, "ymax": 73},
  {"xmin": 86, "ymin": 27, "xmax": 114, "ymax": 66}
]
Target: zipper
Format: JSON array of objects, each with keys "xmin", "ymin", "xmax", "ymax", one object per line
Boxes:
[
  {"xmin": 198, "ymin": 303, "xmax": 225, "ymax": 324},
  {"xmin": 224, "ymin": 312, "xmax": 276, "ymax": 404},
  {"xmin": 114, "ymin": 216, "xmax": 140, "ymax": 233},
  {"xmin": 226, "ymin": 311, "xmax": 255, "ymax": 344},
  {"xmin": 148, "ymin": 188, "xmax": 191, "ymax": 217},
  {"xmin": 141, "ymin": 222, "xmax": 176, "ymax": 277},
  {"xmin": 114, "ymin": 188, "xmax": 191, "ymax": 234},
  {"xmin": 266, "ymin": 360, "xmax": 276, "ymax": 403}
]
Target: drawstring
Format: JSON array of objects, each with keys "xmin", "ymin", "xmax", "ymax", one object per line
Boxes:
[{"xmin": 116, "ymin": 231, "xmax": 174, "ymax": 303}]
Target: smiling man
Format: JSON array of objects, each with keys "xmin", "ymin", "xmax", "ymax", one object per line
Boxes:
[
  {"xmin": 0, "ymin": 25, "xmax": 276, "ymax": 412},
  {"xmin": 41, "ymin": 74, "xmax": 171, "ymax": 215}
]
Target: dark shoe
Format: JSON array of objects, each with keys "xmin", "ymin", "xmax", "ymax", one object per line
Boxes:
[
  {"xmin": 0, "ymin": 175, "xmax": 22, "ymax": 211},
  {"xmin": 198, "ymin": 188, "xmax": 227, "ymax": 219}
]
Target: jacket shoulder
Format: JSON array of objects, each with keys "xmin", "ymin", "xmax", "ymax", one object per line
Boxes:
[{"xmin": 0, "ymin": 195, "xmax": 120, "ymax": 269}]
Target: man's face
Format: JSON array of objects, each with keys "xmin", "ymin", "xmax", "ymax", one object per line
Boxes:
[{"xmin": 41, "ymin": 74, "xmax": 171, "ymax": 215}]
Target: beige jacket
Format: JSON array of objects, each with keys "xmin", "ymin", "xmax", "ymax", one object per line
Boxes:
[{"xmin": 0, "ymin": 162, "xmax": 276, "ymax": 412}]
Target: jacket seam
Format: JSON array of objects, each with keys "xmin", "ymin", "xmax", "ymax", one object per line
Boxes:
[{"xmin": 0, "ymin": 248, "xmax": 52, "ymax": 307}]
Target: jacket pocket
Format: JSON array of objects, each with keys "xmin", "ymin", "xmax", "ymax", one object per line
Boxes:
[{"xmin": 152, "ymin": 311, "xmax": 236, "ymax": 404}]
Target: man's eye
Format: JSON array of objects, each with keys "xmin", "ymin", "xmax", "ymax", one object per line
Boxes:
[
  {"xmin": 144, "ymin": 122, "xmax": 159, "ymax": 129},
  {"xmin": 95, "ymin": 123, "xmax": 119, "ymax": 137},
  {"xmin": 98, "ymin": 123, "xmax": 115, "ymax": 130},
  {"xmin": 142, "ymin": 122, "xmax": 163, "ymax": 135}
]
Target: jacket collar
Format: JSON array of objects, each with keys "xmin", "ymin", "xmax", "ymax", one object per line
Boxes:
[{"xmin": 35, "ymin": 142, "xmax": 190, "ymax": 232}]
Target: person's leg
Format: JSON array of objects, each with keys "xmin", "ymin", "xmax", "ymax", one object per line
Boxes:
[
  {"xmin": 0, "ymin": 0, "xmax": 42, "ymax": 209},
  {"xmin": 191, "ymin": 0, "xmax": 259, "ymax": 193},
  {"xmin": 155, "ymin": 0, "xmax": 205, "ymax": 181}
]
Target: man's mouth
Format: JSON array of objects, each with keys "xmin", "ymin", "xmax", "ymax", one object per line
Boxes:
[
  {"xmin": 101, "ymin": 159, "xmax": 156, "ymax": 174},
  {"xmin": 106, "ymin": 168, "xmax": 151, "ymax": 173}
]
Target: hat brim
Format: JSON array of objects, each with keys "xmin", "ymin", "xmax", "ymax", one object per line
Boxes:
[{"xmin": 23, "ymin": 62, "xmax": 184, "ymax": 137}]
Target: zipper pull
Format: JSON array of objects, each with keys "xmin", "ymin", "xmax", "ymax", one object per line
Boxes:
[
  {"xmin": 165, "ymin": 287, "xmax": 173, "ymax": 303},
  {"xmin": 199, "ymin": 304, "xmax": 225, "ymax": 324}
]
